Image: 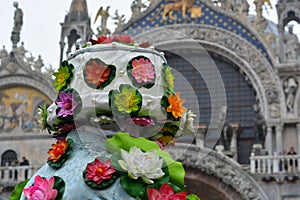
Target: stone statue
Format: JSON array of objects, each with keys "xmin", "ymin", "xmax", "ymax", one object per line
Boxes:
[
  {"xmin": 0, "ymin": 46, "xmax": 8, "ymax": 60},
  {"xmin": 94, "ymin": 6, "xmax": 111, "ymax": 36},
  {"xmin": 16, "ymin": 42, "xmax": 27, "ymax": 60},
  {"xmin": 220, "ymin": 121, "xmax": 233, "ymax": 151},
  {"xmin": 11, "ymin": 2, "xmax": 23, "ymax": 49},
  {"xmin": 283, "ymin": 25, "xmax": 300, "ymax": 61},
  {"xmin": 131, "ymin": 0, "xmax": 147, "ymax": 20},
  {"xmin": 284, "ymin": 77, "xmax": 298, "ymax": 113},
  {"xmin": 33, "ymin": 55, "xmax": 44, "ymax": 72},
  {"xmin": 253, "ymin": 104, "xmax": 266, "ymax": 145},
  {"xmin": 13, "ymin": 2, "xmax": 23, "ymax": 33},
  {"xmin": 113, "ymin": 10, "xmax": 125, "ymax": 33}
]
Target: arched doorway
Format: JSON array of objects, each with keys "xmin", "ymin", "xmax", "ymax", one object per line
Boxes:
[
  {"xmin": 165, "ymin": 50, "xmax": 257, "ymax": 164},
  {"xmin": 1, "ymin": 150, "xmax": 17, "ymax": 166}
]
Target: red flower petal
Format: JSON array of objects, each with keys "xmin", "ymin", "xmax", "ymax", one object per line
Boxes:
[{"xmin": 147, "ymin": 188, "xmax": 162, "ymax": 200}]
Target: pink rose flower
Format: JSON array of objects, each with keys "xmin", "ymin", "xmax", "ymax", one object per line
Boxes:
[
  {"xmin": 147, "ymin": 183, "xmax": 186, "ymax": 200},
  {"xmin": 86, "ymin": 158, "xmax": 116, "ymax": 184},
  {"xmin": 23, "ymin": 175, "xmax": 57, "ymax": 200}
]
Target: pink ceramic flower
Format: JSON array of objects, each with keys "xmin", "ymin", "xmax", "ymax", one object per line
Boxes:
[
  {"xmin": 56, "ymin": 93, "xmax": 78, "ymax": 117},
  {"xmin": 147, "ymin": 183, "xmax": 186, "ymax": 200},
  {"xmin": 23, "ymin": 176, "xmax": 57, "ymax": 200},
  {"xmin": 86, "ymin": 158, "xmax": 116, "ymax": 184},
  {"xmin": 128, "ymin": 117, "xmax": 155, "ymax": 126},
  {"xmin": 131, "ymin": 58, "xmax": 155, "ymax": 84}
]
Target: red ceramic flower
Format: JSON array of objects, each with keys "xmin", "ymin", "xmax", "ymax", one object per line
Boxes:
[
  {"xmin": 84, "ymin": 59, "xmax": 111, "ymax": 87},
  {"xmin": 56, "ymin": 122, "xmax": 76, "ymax": 134},
  {"xmin": 147, "ymin": 183, "xmax": 186, "ymax": 200},
  {"xmin": 86, "ymin": 158, "xmax": 116, "ymax": 184},
  {"xmin": 47, "ymin": 139, "xmax": 69, "ymax": 163},
  {"xmin": 23, "ymin": 176, "xmax": 57, "ymax": 200},
  {"xmin": 128, "ymin": 117, "xmax": 155, "ymax": 126},
  {"xmin": 89, "ymin": 36, "xmax": 113, "ymax": 45},
  {"xmin": 113, "ymin": 35, "xmax": 134, "ymax": 44}
]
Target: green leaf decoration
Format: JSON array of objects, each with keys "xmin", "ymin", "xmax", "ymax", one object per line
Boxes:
[
  {"xmin": 127, "ymin": 56, "xmax": 156, "ymax": 89},
  {"xmin": 120, "ymin": 174, "xmax": 147, "ymax": 197},
  {"xmin": 53, "ymin": 176, "xmax": 66, "ymax": 200},
  {"xmin": 106, "ymin": 132, "xmax": 185, "ymax": 189},
  {"xmin": 162, "ymin": 63, "xmax": 175, "ymax": 92},
  {"xmin": 47, "ymin": 138, "xmax": 74, "ymax": 169},
  {"xmin": 9, "ymin": 179, "xmax": 30, "ymax": 200},
  {"xmin": 187, "ymin": 194, "xmax": 201, "ymax": 200},
  {"xmin": 83, "ymin": 58, "xmax": 116, "ymax": 89}
]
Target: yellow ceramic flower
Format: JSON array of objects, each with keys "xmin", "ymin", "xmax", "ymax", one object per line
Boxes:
[
  {"xmin": 53, "ymin": 64, "xmax": 70, "ymax": 91},
  {"xmin": 166, "ymin": 92, "xmax": 187, "ymax": 118},
  {"xmin": 113, "ymin": 85, "xmax": 142, "ymax": 113}
]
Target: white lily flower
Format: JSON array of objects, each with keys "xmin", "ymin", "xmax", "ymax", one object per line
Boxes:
[
  {"xmin": 186, "ymin": 110, "xmax": 196, "ymax": 132},
  {"xmin": 118, "ymin": 146, "xmax": 165, "ymax": 184}
]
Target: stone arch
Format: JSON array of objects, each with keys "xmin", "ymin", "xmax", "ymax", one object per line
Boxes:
[
  {"xmin": 133, "ymin": 24, "xmax": 285, "ymax": 121},
  {"xmin": 1, "ymin": 149, "xmax": 17, "ymax": 166},
  {"xmin": 279, "ymin": 8, "xmax": 300, "ymax": 28},
  {"xmin": 0, "ymin": 75, "xmax": 56, "ymax": 101},
  {"xmin": 167, "ymin": 143, "xmax": 268, "ymax": 200}
]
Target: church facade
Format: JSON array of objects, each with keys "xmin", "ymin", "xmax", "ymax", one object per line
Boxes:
[{"xmin": 1, "ymin": 0, "xmax": 300, "ymax": 199}]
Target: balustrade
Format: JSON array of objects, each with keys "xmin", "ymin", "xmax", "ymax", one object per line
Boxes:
[
  {"xmin": 250, "ymin": 153, "xmax": 300, "ymax": 174},
  {"xmin": 0, "ymin": 165, "xmax": 32, "ymax": 186}
]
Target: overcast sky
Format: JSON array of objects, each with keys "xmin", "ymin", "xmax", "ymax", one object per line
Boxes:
[{"xmin": 0, "ymin": 0, "xmax": 298, "ymax": 68}]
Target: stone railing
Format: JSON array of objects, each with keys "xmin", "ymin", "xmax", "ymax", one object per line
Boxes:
[
  {"xmin": 250, "ymin": 153, "xmax": 300, "ymax": 174},
  {"xmin": 0, "ymin": 166, "xmax": 33, "ymax": 186}
]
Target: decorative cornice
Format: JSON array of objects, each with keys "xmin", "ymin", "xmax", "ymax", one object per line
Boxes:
[{"xmin": 166, "ymin": 143, "xmax": 269, "ymax": 200}]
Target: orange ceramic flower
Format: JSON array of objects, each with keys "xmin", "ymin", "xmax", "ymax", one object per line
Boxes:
[
  {"xmin": 47, "ymin": 139, "xmax": 69, "ymax": 163},
  {"xmin": 166, "ymin": 92, "xmax": 187, "ymax": 118},
  {"xmin": 84, "ymin": 59, "xmax": 111, "ymax": 87}
]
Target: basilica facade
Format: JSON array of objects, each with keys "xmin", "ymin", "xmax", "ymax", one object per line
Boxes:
[{"xmin": 1, "ymin": 0, "xmax": 300, "ymax": 199}]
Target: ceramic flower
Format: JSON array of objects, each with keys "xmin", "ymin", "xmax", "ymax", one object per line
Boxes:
[
  {"xmin": 23, "ymin": 176, "xmax": 58, "ymax": 200},
  {"xmin": 56, "ymin": 93, "xmax": 78, "ymax": 117},
  {"xmin": 47, "ymin": 139, "xmax": 69, "ymax": 163},
  {"xmin": 53, "ymin": 62, "xmax": 71, "ymax": 91},
  {"xmin": 113, "ymin": 35, "xmax": 134, "ymax": 44},
  {"xmin": 185, "ymin": 110, "xmax": 196, "ymax": 132},
  {"xmin": 89, "ymin": 36, "xmax": 113, "ymax": 45},
  {"xmin": 157, "ymin": 135, "xmax": 174, "ymax": 147},
  {"xmin": 166, "ymin": 92, "xmax": 187, "ymax": 119},
  {"xmin": 37, "ymin": 103, "xmax": 49, "ymax": 131},
  {"xmin": 147, "ymin": 183, "xmax": 186, "ymax": 200},
  {"xmin": 118, "ymin": 146, "xmax": 165, "ymax": 184},
  {"xmin": 86, "ymin": 158, "xmax": 116, "ymax": 184},
  {"xmin": 111, "ymin": 85, "xmax": 142, "ymax": 114},
  {"xmin": 165, "ymin": 65, "xmax": 174, "ymax": 91},
  {"xmin": 128, "ymin": 117, "xmax": 155, "ymax": 126},
  {"xmin": 55, "ymin": 122, "xmax": 76, "ymax": 135},
  {"xmin": 131, "ymin": 58, "xmax": 155, "ymax": 84},
  {"xmin": 84, "ymin": 59, "xmax": 111, "ymax": 87}
]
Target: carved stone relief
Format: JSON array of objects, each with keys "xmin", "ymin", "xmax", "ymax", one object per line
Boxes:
[{"xmin": 166, "ymin": 144, "xmax": 269, "ymax": 200}]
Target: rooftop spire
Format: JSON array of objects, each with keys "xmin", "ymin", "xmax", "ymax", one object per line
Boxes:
[{"xmin": 67, "ymin": 0, "xmax": 89, "ymax": 22}]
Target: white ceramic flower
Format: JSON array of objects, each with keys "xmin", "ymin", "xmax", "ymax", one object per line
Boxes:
[
  {"xmin": 118, "ymin": 146, "xmax": 165, "ymax": 184},
  {"xmin": 186, "ymin": 110, "xmax": 196, "ymax": 132}
]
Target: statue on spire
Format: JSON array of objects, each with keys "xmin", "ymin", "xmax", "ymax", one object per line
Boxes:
[{"xmin": 11, "ymin": 2, "xmax": 23, "ymax": 49}]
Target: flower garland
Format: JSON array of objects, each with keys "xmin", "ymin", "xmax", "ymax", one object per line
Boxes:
[{"xmin": 88, "ymin": 35, "xmax": 150, "ymax": 48}]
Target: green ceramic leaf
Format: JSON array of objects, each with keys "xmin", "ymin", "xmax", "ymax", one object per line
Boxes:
[
  {"xmin": 53, "ymin": 176, "xmax": 66, "ymax": 200},
  {"xmin": 9, "ymin": 179, "xmax": 30, "ymax": 200}
]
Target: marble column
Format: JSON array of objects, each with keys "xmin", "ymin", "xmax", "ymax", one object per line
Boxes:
[
  {"xmin": 264, "ymin": 126, "xmax": 273, "ymax": 155},
  {"xmin": 296, "ymin": 123, "xmax": 300, "ymax": 171},
  {"xmin": 275, "ymin": 125, "xmax": 283, "ymax": 155},
  {"xmin": 230, "ymin": 123, "xmax": 240, "ymax": 161}
]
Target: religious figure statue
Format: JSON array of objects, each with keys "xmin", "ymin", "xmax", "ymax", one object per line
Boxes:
[
  {"xmin": 130, "ymin": 0, "xmax": 147, "ymax": 20},
  {"xmin": 94, "ymin": 6, "xmax": 111, "ymax": 36},
  {"xmin": 16, "ymin": 42, "xmax": 27, "ymax": 60},
  {"xmin": 283, "ymin": 25, "xmax": 300, "ymax": 61},
  {"xmin": 113, "ymin": 10, "xmax": 125, "ymax": 33},
  {"xmin": 11, "ymin": 2, "xmax": 23, "ymax": 49},
  {"xmin": 253, "ymin": 104, "xmax": 266, "ymax": 145},
  {"xmin": 13, "ymin": 2, "xmax": 23, "ymax": 33},
  {"xmin": 284, "ymin": 77, "xmax": 298, "ymax": 113},
  {"xmin": 33, "ymin": 55, "xmax": 44, "ymax": 72},
  {"xmin": 220, "ymin": 121, "xmax": 233, "ymax": 151}
]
